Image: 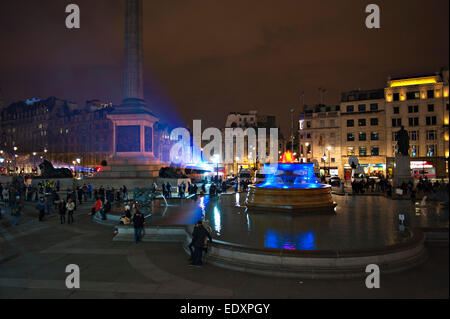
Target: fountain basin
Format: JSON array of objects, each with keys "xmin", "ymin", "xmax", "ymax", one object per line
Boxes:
[
  {"xmin": 246, "ymin": 185, "xmax": 337, "ymax": 212},
  {"xmin": 245, "ymin": 163, "xmax": 337, "ymax": 212}
]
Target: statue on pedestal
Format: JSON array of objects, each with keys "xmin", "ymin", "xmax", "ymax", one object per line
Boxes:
[
  {"xmin": 397, "ymin": 126, "xmax": 410, "ymax": 156},
  {"xmin": 393, "ymin": 126, "xmax": 413, "ymax": 188}
]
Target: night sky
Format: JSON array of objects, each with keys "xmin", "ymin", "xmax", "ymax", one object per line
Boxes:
[{"xmin": 0, "ymin": 0, "xmax": 448, "ymax": 133}]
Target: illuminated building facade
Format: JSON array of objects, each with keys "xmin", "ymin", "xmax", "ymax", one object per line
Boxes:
[
  {"xmin": 0, "ymin": 97, "xmax": 170, "ymax": 173},
  {"xmin": 340, "ymin": 89, "xmax": 387, "ymax": 180},
  {"xmin": 223, "ymin": 111, "xmax": 281, "ymax": 176},
  {"xmin": 385, "ymin": 68, "xmax": 449, "ymax": 178},
  {"xmin": 299, "ymin": 67, "xmax": 449, "ymax": 180},
  {"xmin": 299, "ymin": 104, "xmax": 342, "ymax": 177}
]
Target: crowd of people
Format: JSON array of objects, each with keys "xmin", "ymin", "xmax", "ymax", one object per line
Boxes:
[
  {"xmin": 2, "ymin": 174, "xmax": 448, "ymax": 267},
  {"xmin": 351, "ymin": 176, "xmax": 393, "ymax": 195},
  {"xmin": 349, "ymin": 175, "xmax": 449, "ymax": 200}
]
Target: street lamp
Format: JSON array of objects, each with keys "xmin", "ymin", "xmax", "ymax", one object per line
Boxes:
[
  {"xmin": 327, "ymin": 146, "xmax": 332, "ymax": 173},
  {"xmin": 305, "ymin": 142, "xmax": 310, "ymax": 163},
  {"xmin": 213, "ymin": 154, "xmax": 220, "ymax": 183}
]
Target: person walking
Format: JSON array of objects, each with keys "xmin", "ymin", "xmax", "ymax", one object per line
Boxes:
[
  {"xmin": 190, "ymin": 220, "xmax": 213, "ymax": 266},
  {"xmin": 77, "ymin": 187, "xmax": 83, "ymax": 205},
  {"xmin": 36, "ymin": 197, "xmax": 46, "ymax": 222},
  {"xmin": 93, "ymin": 198, "xmax": 103, "ymax": 219},
  {"xmin": 166, "ymin": 183, "xmax": 172, "ymax": 198},
  {"xmin": 66, "ymin": 198, "xmax": 75, "ymax": 224},
  {"xmin": 58, "ymin": 199, "xmax": 67, "ymax": 224},
  {"xmin": 132, "ymin": 208, "xmax": 145, "ymax": 243},
  {"xmin": 13, "ymin": 199, "xmax": 23, "ymax": 226}
]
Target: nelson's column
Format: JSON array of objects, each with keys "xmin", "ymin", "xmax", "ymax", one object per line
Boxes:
[{"xmin": 92, "ymin": 0, "xmax": 160, "ymax": 187}]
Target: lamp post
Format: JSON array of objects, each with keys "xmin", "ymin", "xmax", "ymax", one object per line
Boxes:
[
  {"xmin": 290, "ymin": 108, "xmax": 295, "ymax": 154},
  {"xmin": 13, "ymin": 147, "xmax": 18, "ymax": 175},
  {"xmin": 305, "ymin": 142, "xmax": 310, "ymax": 163},
  {"xmin": 327, "ymin": 146, "xmax": 332, "ymax": 174},
  {"xmin": 213, "ymin": 154, "xmax": 220, "ymax": 183}
]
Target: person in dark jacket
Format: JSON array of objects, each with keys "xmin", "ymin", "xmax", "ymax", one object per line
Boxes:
[
  {"xmin": 132, "ymin": 208, "xmax": 145, "ymax": 243},
  {"xmin": 58, "ymin": 199, "xmax": 67, "ymax": 224},
  {"xmin": 102, "ymin": 199, "xmax": 111, "ymax": 220},
  {"xmin": 36, "ymin": 198, "xmax": 46, "ymax": 221},
  {"xmin": 190, "ymin": 220, "xmax": 213, "ymax": 266}
]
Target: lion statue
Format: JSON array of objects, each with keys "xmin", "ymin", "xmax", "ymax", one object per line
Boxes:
[{"xmin": 38, "ymin": 160, "xmax": 73, "ymax": 179}]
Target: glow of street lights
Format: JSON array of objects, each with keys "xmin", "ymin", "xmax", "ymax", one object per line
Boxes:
[
  {"xmin": 13, "ymin": 147, "xmax": 18, "ymax": 151},
  {"xmin": 33, "ymin": 152, "xmax": 37, "ymax": 156},
  {"xmin": 76, "ymin": 158, "xmax": 81, "ymax": 164},
  {"xmin": 327, "ymin": 146, "xmax": 332, "ymax": 151}
]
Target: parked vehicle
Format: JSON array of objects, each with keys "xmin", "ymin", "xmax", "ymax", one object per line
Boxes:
[{"xmin": 329, "ymin": 176, "xmax": 341, "ymax": 187}]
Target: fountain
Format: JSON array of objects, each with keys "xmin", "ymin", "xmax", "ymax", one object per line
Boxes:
[{"xmin": 246, "ymin": 158, "xmax": 337, "ymax": 212}]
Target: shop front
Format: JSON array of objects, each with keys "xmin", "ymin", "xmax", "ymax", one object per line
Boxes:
[
  {"xmin": 319, "ymin": 167, "xmax": 339, "ymax": 177},
  {"xmin": 343, "ymin": 162, "xmax": 386, "ymax": 180}
]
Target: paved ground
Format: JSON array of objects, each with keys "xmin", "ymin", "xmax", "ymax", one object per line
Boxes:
[{"xmin": 0, "ymin": 201, "xmax": 448, "ymax": 299}]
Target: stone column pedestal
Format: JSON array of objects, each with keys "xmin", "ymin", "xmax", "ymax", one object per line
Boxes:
[{"xmin": 393, "ymin": 154, "xmax": 413, "ymax": 188}]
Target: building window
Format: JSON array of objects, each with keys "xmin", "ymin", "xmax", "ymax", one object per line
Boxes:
[
  {"xmin": 427, "ymin": 145, "xmax": 437, "ymax": 157},
  {"xmin": 427, "ymin": 90, "xmax": 434, "ymax": 99},
  {"xmin": 393, "ymin": 107, "xmax": 400, "ymax": 114},
  {"xmin": 371, "ymin": 132, "xmax": 379, "ymax": 141},
  {"xmin": 371, "ymin": 146, "xmax": 380, "ymax": 156},
  {"xmin": 408, "ymin": 105, "xmax": 419, "ymax": 113},
  {"xmin": 370, "ymin": 118, "xmax": 379, "ymax": 126},
  {"xmin": 407, "ymin": 91, "xmax": 420, "ymax": 100},
  {"xmin": 392, "ymin": 132, "xmax": 399, "ymax": 141},
  {"xmin": 370, "ymin": 103, "xmax": 379, "ymax": 111},
  {"xmin": 428, "ymin": 104, "xmax": 434, "ymax": 112},
  {"xmin": 320, "ymin": 120, "xmax": 325, "ymax": 128},
  {"xmin": 359, "ymin": 146, "xmax": 367, "ymax": 156},
  {"xmin": 426, "ymin": 130, "xmax": 437, "ymax": 141},
  {"xmin": 329, "ymin": 119, "xmax": 335, "ymax": 127},
  {"xmin": 426, "ymin": 116, "xmax": 437, "ymax": 126},
  {"xmin": 411, "ymin": 145, "xmax": 419, "ymax": 157},
  {"xmin": 393, "ymin": 93, "xmax": 400, "ymax": 101},
  {"xmin": 347, "ymin": 120, "xmax": 354, "ymax": 127},
  {"xmin": 409, "ymin": 131, "xmax": 419, "ymax": 141},
  {"xmin": 408, "ymin": 117, "xmax": 419, "ymax": 127},
  {"xmin": 359, "ymin": 132, "xmax": 367, "ymax": 141},
  {"xmin": 392, "ymin": 118, "xmax": 402, "ymax": 127},
  {"xmin": 358, "ymin": 104, "xmax": 366, "ymax": 112},
  {"xmin": 347, "ymin": 105, "xmax": 354, "ymax": 112},
  {"xmin": 358, "ymin": 119, "xmax": 366, "ymax": 127},
  {"xmin": 347, "ymin": 133, "xmax": 355, "ymax": 141}
]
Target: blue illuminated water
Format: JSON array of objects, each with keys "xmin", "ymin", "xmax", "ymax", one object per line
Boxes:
[
  {"xmin": 255, "ymin": 163, "xmax": 326, "ymax": 189},
  {"xmin": 147, "ymin": 194, "xmax": 448, "ymax": 251}
]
